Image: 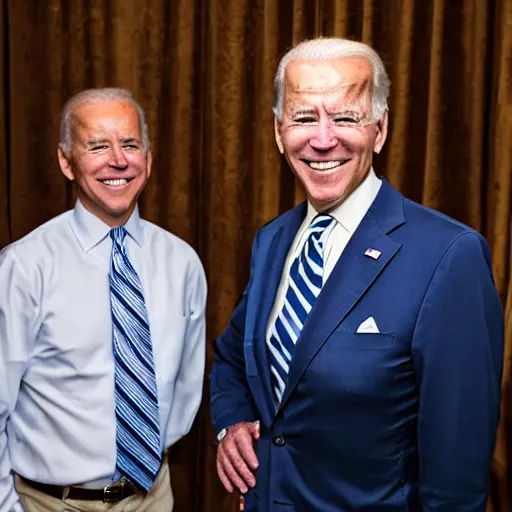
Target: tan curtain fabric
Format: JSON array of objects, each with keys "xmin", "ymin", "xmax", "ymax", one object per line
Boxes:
[
  {"xmin": 0, "ymin": 0, "xmax": 8, "ymax": 249},
  {"xmin": 0, "ymin": 1, "xmax": 510, "ymax": 511},
  {"xmin": 487, "ymin": 1, "xmax": 512, "ymax": 509}
]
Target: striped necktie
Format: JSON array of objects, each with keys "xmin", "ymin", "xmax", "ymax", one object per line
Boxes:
[
  {"xmin": 109, "ymin": 226, "xmax": 162, "ymax": 491},
  {"xmin": 268, "ymin": 214, "xmax": 334, "ymax": 405}
]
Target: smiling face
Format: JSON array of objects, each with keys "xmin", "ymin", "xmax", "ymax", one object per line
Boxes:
[
  {"xmin": 275, "ymin": 57, "xmax": 388, "ymax": 211},
  {"xmin": 58, "ymin": 99, "xmax": 152, "ymax": 226}
]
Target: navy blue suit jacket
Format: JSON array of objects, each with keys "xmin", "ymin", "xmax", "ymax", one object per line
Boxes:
[{"xmin": 210, "ymin": 180, "xmax": 503, "ymax": 511}]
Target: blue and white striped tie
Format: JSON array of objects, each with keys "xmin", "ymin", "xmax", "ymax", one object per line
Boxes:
[
  {"xmin": 268, "ymin": 214, "xmax": 334, "ymax": 405},
  {"xmin": 109, "ymin": 227, "xmax": 162, "ymax": 491}
]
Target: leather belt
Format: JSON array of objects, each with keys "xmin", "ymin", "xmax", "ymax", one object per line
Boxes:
[{"xmin": 20, "ymin": 477, "xmax": 139, "ymax": 502}]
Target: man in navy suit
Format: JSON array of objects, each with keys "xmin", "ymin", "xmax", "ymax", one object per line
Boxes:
[{"xmin": 210, "ymin": 37, "xmax": 504, "ymax": 511}]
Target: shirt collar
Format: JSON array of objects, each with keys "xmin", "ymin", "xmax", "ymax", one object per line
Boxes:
[
  {"xmin": 70, "ymin": 199, "xmax": 144, "ymax": 253},
  {"xmin": 305, "ymin": 168, "xmax": 382, "ymax": 233}
]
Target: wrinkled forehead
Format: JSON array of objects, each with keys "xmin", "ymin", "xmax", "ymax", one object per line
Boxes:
[
  {"xmin": 283, "ymin": 56, "xmax": 373, "ymax": 111},
  {"xmin": 72, "ymin": 99, "xmax": 141, "ymax": 133}
]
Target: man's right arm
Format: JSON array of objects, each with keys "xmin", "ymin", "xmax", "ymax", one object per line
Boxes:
[
  {"xmin": 210, "ymin": 285, "xmax": 259, "ymax": 431},
  {"xmin": 210, "ymin": 230, "xmax": 261, "ymax": 433},
  {"xmin": 210, "ymin": 231, "xmax": 261, "ymax": 493},
  {"xmin": 0, "ymin": 247, "xmax": 35, "ymax": 512}
]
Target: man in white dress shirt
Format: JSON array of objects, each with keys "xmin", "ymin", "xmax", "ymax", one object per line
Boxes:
[{"xmin": 0, "ymin": 88, "xmax": 207, "ymax": 511}]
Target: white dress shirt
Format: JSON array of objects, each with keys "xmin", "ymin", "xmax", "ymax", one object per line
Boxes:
[
  {"xmin": 0, "ymin": 200, "xmax": 207, "ymax": 511},
  {"xmin": 266, "ymin": 169, "xmax": 381, "ymax": 341}
]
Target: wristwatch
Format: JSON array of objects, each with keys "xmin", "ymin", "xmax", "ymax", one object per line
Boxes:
[
  {"xmin": 217, "ymin": 421, "xmax": 259, "ymax": 442},
  {"xmin": 217, "ymin": 428, "xmax": 228, "ymax": 442}
]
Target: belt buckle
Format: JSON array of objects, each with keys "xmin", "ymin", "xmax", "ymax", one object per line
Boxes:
[{"xmin": 103, "ymin": 480, "xmax": 125, "ymax": 503}]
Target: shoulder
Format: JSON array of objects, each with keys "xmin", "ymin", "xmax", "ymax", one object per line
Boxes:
[
  {"xmin": 141, "ymin": 221, "xmax": 207, "ymax": 302},
  {"xmin": 140, "ymin": 219, "xmax": 204, "ymax": 271},
  {"xmin": 376, "ymin": 180, "xmax": 481, "ymax": 247},
  {"xmin": 400, "ymin": 198, "xmax": 490, "ymax": 265},
  {"xmin": 0, "ymin": 211, "xmax": 73, "ymax": 267},
  {"xmin": 252, "ymin": 203, "xmax": 306, "ymax": 250},
  {"xmin": 259, "ymin": 203, "xmax": 304, "ymax": 232},
  {"xmin": 403, "ymin": 198, "xmax": 472, "ymax": 232},
  {"xmin": 404, "ymin": 198, "xmax": 484, "ymax": 239},
  {"xmin": 373, "ymin": 181, "xmax": 491, "ymax": 273}
]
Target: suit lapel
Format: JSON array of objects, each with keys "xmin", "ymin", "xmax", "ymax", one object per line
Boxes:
[
  {"xmin": 278, "ymin": 180, "xmax": 405, "ymax": 412},
  {"xmin": 246, "ymin": 203, "xmax": 307, "ymax": 424}
]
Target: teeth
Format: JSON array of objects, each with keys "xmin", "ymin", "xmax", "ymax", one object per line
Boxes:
[
  {"xmin": 102, "ymin": 179, "xmax": 128, "ymax": 187},
  {"xmin": 309, "ymin": 161, "xmax": 343, "ymax": 170}
]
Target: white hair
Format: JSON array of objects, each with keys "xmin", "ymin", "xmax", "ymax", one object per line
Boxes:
[
  {"xmin": 59, "ymin": 87, "xmax": 150, "ymax": 155},
  {"xmin": 273, "ymin": 37, "xmax": 390, "ymax": 122}
]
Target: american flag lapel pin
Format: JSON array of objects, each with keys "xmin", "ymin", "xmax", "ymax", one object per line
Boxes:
[{"xmin": 364, "ymin": 248, "xmax": 381, "ymax": 260}]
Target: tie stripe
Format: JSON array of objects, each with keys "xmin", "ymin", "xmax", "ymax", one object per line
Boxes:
[
  {"xmin": 268, "ymin": 214, "xmax": 334, "ymax": 405},
  {"xmin": 111, "ymin": 318, "xmax": 154, "ymax": 374},
  {"xmin": 110, "ymin": 227, "xmax": 162, "ymax": 491}
]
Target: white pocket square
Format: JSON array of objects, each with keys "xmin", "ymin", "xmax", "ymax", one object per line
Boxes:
[{"xmin": 356, "ymin": 316, "xmax": 380, "ymax": 333}]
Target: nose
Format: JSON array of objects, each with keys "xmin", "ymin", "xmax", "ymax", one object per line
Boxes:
[
  {"xmin": 309, "ymin": 118, "xmax": 337, "ymax": 151},
  {"xmin": 109, "ymin": 144, "xmax": 128, "ymax": 169}
]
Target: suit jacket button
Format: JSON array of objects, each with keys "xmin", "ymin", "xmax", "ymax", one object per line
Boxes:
[{"xmin": 272, "ymin": 436, "xmax": 285, "ymax": 446}]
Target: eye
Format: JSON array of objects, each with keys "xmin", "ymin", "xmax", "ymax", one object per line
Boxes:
[
  {"xmin": 90, "ymin": 145, "xmax": 108, "ymax": 151},
  {"xmin": 333, "ymin": 116, "xmax": 359, "ymax": 124},
  {"xmin": 294, "ymin": 116, "xmax": 317, "ymax": 124},
  {"xmin": 123, "ymin": 143, "xmax": 140, "ymax": 149}
]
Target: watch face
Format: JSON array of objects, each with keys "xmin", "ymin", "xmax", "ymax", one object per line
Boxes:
[{"xmin": 217, "ymin": 428, "xmax": 228, "ymax": 442}]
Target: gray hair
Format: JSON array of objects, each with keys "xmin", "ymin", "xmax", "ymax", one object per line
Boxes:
[
  {"xmin": 59, "ymin": 87, "xmax": 150, "ymax": 155},
  {"xmin": 273, "ymin": 38, "xmax": 390, "ymax": 122}
]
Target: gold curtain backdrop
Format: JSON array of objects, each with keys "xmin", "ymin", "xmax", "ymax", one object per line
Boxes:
[{"xmin": 0, "ymin": 1, "xmax": 510, "ymax": 510}]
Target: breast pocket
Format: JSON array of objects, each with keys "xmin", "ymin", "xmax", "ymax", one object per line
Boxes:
[{"xmin": 303, "ymin": 331, "xmax": 402, "ymax": 404}]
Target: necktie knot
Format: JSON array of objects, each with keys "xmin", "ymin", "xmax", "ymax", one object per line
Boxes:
[
  {"xmin": 309, "ymin": 214, "xmax": 334, "ymax": 235},
  {"xmin": 307, "ymin": 214, "xmax": 334, "ymax": 255},
  {"xmin": 110, "ymin": 226, "xmax": 127, "ymax": 253}
]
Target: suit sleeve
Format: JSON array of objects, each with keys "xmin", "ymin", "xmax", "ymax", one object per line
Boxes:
[
  {"xmin": 412, "ymin": 232, "xmax": 504, "ymax": 511},
  {"xmin": 210, "ymin": 231, "xmax": 260, "ymax": 436}
]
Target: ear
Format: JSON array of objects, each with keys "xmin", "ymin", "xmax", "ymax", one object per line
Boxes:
[
  {"xmin": 274, "ymin": 118, "xmax": 284, "ymax": 154},
  {"xmin": 146, "ymin": 149, "xmax": 153, "ymax": 179},
  {"xmin": 58, "ymin": 146, "xmax": 75, "ymax": 181},
  {"xmin": 373, "ymin": 110, "xmax": 389, "ymax": 155}
]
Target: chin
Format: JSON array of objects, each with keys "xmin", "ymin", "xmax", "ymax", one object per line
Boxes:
[
  {"xmin": 308, "ymin": 189, "xmax": 346, "ymax": 210},
  {"xmin": 98, "ymin": 203, "xmax": 132, "ymax": 223},
  {"xmin": 310, "ymin": 199, "xmax": 339, "ymax": 212}
]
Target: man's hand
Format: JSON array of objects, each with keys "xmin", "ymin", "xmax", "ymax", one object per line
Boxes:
[{"xmin": 216, "ymin": 421, "xmax": 260, "ymax": 493}]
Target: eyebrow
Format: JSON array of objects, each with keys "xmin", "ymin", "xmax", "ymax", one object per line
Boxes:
[
  {"xmin": 120, "ymin": 137, "xmax": 141, "ymax": 144},
  {"xmin": 86, "ymin": 138, "xmax": 109, "ymax": 148},
  {"xmin": 332, "ymin": 109, "xmax": 364, "ymax": 116},
  {"xmin": 85, "ymin": 137, "xmax": 140, "ymax": 147},
  {"xmin": 289, "ymin": 106, "xmax": 365, "ymax": 117},
  {"xmin": 290, "ymin": 108, "xmax": 317, "ymax": 116}
]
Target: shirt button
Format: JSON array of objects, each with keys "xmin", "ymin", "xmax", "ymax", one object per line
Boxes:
[{"xmin": 272, "ymin": 436, "xmax": 285, "ymax": 446}]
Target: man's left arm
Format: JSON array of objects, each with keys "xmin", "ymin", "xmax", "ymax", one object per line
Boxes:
[
  {"xmin": 412, "ymin": 232, "xmax": 504, "ymax": 511},
  {"xmin": 166, "ymin": 254, "xmax": 207, "ymax": 443}
]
